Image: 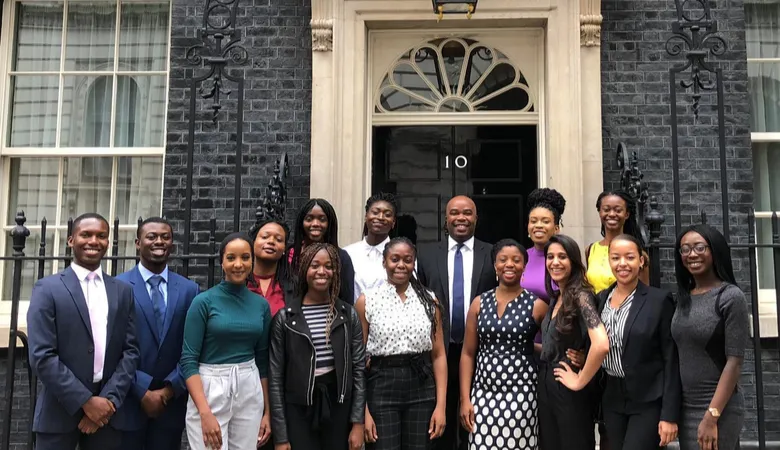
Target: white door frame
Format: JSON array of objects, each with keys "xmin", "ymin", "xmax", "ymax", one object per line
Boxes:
[{"xmin": 308, "ymin": 0, "xmax": 604, "ymax": 247}]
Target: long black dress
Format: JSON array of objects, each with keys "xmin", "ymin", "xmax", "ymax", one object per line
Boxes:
[{"xmin": 537, "ymin": 292, "xmax": 600, "ymax": 450}]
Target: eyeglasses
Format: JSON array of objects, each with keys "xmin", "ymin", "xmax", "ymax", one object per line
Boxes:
[{"xmin": 679, "ymin": 244, "xmax": 709, "ymax": 256}]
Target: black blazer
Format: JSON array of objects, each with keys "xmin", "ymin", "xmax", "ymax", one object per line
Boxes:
[
  {"xmin": 268, "ymin": 297, "xmax": 366, "ymax": 445},
  {"xmin": 596, "ymin": 281, "xmax": 681, "ymax": 422},
  {"xmin": 417, "ymin": 238, "xmax": 497, "ymax": 352}
]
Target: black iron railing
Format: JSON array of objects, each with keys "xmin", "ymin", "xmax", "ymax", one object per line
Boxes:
[
  {"xmin": 617, "ymin": 137, "xmax": 777, "ymax": 450},
  {"xmin": 0, "ymin": 153, "xmax": 287, "ymax": 450}
]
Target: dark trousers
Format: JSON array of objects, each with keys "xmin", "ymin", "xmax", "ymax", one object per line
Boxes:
[
  {"xmin": 538, "ymin": 363, "xmax": 595, "ymax": 450},
  {"xmin": 438, "ymin": 343, "xmax": 467, "ymax": 450},
  {"xmin": 367, "ymin": 353, "xmax": 436, "ymax": 450},
  {"xmin": 602, "ymin": 375, "xmax": 662, "ymax": 450},
  {"xmin": 120, "ymin": 422, "xmax": 184, "ymax": 450},
  {"xmin": 285, "ymin": 371, "xmax": 352, "ymax": 450},
  {"xmin": 36, "ymin": 425, "xmax": 121, "ymax": 450}
]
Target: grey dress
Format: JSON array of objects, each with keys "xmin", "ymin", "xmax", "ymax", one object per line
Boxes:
[{"xmin": 671, "ymin": 284, "xmax": 749, "ymax": 450}]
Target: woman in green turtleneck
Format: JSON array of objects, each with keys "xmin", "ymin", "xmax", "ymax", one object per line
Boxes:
[{"xmin": 181, "ymin": 233, "xmax": 272, "ymax": 450}]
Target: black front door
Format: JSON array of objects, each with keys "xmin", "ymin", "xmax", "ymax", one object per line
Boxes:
[{"xmin": 372, "ymin": 125, "xmax": 538, "ymax": 246}]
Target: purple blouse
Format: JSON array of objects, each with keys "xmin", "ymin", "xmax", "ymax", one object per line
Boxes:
[{"xmin": 522, "ymin": 246, "xmax": 550, "ymax": 303}]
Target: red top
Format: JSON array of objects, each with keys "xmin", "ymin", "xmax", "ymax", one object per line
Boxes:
[{"xmin": 247, "ymin": 274, "xmax": 286, "ymax": 317}]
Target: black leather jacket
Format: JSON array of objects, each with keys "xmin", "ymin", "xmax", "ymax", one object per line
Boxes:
[{"xmin": 269, "ymin": 296, "xmax": 366, "ymax": 445}]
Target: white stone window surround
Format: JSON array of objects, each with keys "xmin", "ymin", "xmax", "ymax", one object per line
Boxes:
[{"xmin": 0, "ymin": 0, "xmax": 172, "ymax": 346}]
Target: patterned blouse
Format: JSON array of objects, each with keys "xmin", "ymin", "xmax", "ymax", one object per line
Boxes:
[
  {"xmin": 600, "ymin": 287, "xmax": 636, "ymax": 378},
  {"xmin": 364, "ymin": 280, "xmax": 434, "ymax": 356}
]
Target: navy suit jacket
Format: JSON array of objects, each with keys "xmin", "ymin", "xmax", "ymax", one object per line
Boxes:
[
  {"xmin": 113, "ymin": 266, "xmax": 199, "ymax": 431},
  {"xmin": 27, "ymin": 267, "xmax": 140, "ymax": 434}
]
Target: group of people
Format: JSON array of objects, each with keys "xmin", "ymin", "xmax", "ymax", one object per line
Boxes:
[{"xmin": 25, "ymin": 187, "xmax": 749, "ymax": 450}]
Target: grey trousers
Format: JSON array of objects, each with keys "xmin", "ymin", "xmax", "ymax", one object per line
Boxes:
[{"xmin": 186, "ymin": 360, "xmax": 264, "ymax": 450}]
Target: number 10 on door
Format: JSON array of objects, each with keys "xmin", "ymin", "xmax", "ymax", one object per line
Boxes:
[{"xmin": 445, "ymin": 155, "xmax": 468, "ymax": 169}]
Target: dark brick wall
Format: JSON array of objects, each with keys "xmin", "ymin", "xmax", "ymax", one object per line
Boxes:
[
  {"xmin": 0, "ymin": 351, "xmax": 33, "ymax": 450},
  {"xmin": 163, "ymin": 0, "xmax": 313, "ymax": 272},
  {"xmin": 600, "ymin": 0, "xmax": 772, "ymax": 441}
]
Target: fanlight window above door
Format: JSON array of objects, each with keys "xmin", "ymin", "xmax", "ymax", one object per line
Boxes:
[{"xmin": 375, "ymin": 38, "xmax": 534, "ymax": 113}]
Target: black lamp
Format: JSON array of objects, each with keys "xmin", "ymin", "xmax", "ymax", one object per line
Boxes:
[{"xmin": 432, "ymin": 0, "xmax": 477, "ymax": 20}]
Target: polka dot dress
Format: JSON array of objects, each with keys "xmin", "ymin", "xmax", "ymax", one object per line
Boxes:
[{"xmin": 470, "ymin": 289, "xmax": 539, "ymax": 450}]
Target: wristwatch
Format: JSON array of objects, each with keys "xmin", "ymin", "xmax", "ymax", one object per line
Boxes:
[{"xmin": 708, "ymin": 407, "xmax": 721, "ymax": 418}]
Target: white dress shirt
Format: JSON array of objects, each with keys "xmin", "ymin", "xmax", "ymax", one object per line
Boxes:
[
  {"xmin": 138, "ymin": 262, "xmax": 169, "ymax": 306},
  {"xmin": 447, "ymin": 236, "xmax": 474, "ymax": 332},
  {"xmin": 344, "ymin": 236, "xmax": 390, "ymax": 300},
  {"xmin": 70, "ymin": 263, "xmax": 109, "ymax": 382}
]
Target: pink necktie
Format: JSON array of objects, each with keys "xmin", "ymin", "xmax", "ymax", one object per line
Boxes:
[{"xmin": 86, "ymin": 272, "xmax": 106, "ymax": 381}]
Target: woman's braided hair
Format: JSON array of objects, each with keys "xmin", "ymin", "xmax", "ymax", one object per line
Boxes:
[
  {"xmin": 295, "ymin": 242, "xmax": 341, "ymax": 341},
  {"xmin": 382, "ymin": 237, "xmax": 440, "ymax": 338},
  {"xmin": 596, "ymin": 190, "xmax": 644, "ymax": 249}
]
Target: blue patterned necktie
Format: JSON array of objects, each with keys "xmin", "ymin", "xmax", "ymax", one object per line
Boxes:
[
  {"xmin": 452, "ymin": 243, "xmax": 465, "ymax": 343},
  {"xmin": 148, "ymin": 275, "xmax": 166, "ymax": 339}
]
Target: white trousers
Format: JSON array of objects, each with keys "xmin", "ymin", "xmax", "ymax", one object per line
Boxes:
[{"xmin": 186, "ymin": 360, "xmax": 264, "ymax": 450}]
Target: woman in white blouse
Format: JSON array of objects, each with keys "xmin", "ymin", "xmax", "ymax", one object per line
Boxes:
[
  {"xmin": 355, "ymin": 237, "xmax": 447, "ymax": 450},
  {"xmin": 345, "ymin": 193, "xmax": 397, "ymax": 300}
]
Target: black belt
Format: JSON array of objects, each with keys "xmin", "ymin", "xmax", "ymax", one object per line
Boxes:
[{"xmin": 371, "ymin": 352, "xmax": 433, "ymax": 381}]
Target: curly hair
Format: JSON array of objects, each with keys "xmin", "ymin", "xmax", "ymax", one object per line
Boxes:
[
  {"xmin": 382, "ymin": 237, "xmax": 440, "ymax": 338},
  {"xmin": 362, "ymin": 192, "xmax": 398, "ymax": 237},
  {"xmin": 544, "ymin": 234, "xmax": 594, "ymax": 335},
  {"xmin": 596, "ymin": 190, "xmax": 644, "ymax": 248},
  {"xmin": 291, "ymin": 198, "xmax": 340, "ymax": 271},
  {"xmin": 528, "ymin": 188, "xmax": 566, "ymax": 225},
  {"xmin": 295, "ymin": 242, "xmax": 341, "ymax": 341}
]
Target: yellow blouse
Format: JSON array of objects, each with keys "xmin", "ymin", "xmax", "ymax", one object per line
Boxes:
[{"xmin": 586, "ymin": 241, "xmax": 615, "ymax": 294}]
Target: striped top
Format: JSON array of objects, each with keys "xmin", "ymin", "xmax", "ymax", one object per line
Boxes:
[
  {"xmin": 301, "ymin": 303, "xmax": 335, "ymax": 375},
  {"xmin": 600, "ymin": 288, "xmax": 636, "ymax": 378}
]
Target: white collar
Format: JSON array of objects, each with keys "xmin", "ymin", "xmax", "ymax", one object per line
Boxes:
[
  {"xmin": 138, "ymin": 263, "xmax": 169, "ymax": 284},
  {"xmin": 362, "ymin": 236, "xmax": 390, "ymax": 253},
  {"xmin": 448, "ymin": 236, "xmax": 475, "ymax": 252},
  {"xmin": 70, "ymin": 262, "xmax": 103, "ymax": 283}
]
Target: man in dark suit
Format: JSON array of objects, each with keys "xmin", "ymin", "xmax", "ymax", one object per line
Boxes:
[
  {"xmin": 27, "ymin": 213, "xmax": 139, "ymax": 450},
  {"xmin": 114, "ymin": 217, "xmax": 199, "ymax": 450},
  {"xmin": 417, "ymin": 195, "xmax": 497, "ymax": 450}
]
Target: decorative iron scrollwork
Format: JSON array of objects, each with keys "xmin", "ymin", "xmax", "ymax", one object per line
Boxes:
[
  {"xmin": 255, "ymin": 153, "xmax": 290, "ymax": 225},
  {"xmin": 617, "ymin": 142, "xmax": 649, "ymax": 244},
  {"xmin": 185, "ymin": 0, "xmax": 248, "ymax": 122},
  {"xmin": 665, "ymin": 0, "xmax": 727, "ymax": 119}
]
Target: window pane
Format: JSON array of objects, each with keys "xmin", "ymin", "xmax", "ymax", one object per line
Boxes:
[
  {"xmin": 61, "ymin": 75, "xmax": 113, "ymax": 147},
  {"xmin": 8, "ymin": 75, "xmax": 58, "ymax": 147},
  {"xmin": 746, "ymin": 1, "xmax": 780, "ymax": 59},
  {"xmin": 2, "ymin": 231, "xmax": 55, "ymax": 301},
  {"xmin": 113, "ymin": 230, "xmax": 138, "ymax": 275},
  {"xmin": 65, "ymin": 2, "xmax": 116, "ymax": 71},
  {"xmin": 114, "ymin": 75, "xmax": 166, "ymax": 146},
  {"xmin": 753, "ymin": 142, "xmax": 780, "ymax": 211},
  {"xmin": 60, "ymin": 157, "xmax": 113, "ymax": 223},
  {"xmin": 756, "ymin": 219, "xmax": 779, "ymax": 290},
  {"xmin": 119, "ymin": 3, "xmax": 169, "ymax": 71},
  {"xmin": 7, "ymin": 158, "xmax": 60, "ymax": 226},
  {"xmin": 13, "ymin": 2, "xmax": 63, "ymax": 71},
  {"xmin": 749, "ymin": 63, "xmax": 780, "ymax": 132},
  {"xmin": 115, "ymin": 156, "xmax": 163, "ymax": 223}
]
